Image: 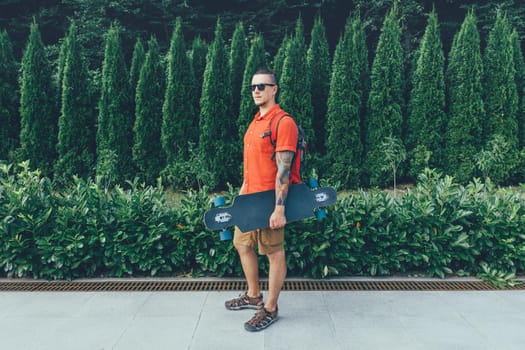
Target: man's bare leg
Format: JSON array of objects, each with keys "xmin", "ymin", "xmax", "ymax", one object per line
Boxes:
[
  {"xmin": 235, "ymin": 244, "xmax": 261, "ymax": 298},
  {"xmin": 265, "ymin": 248, "xmax": 286, "ymax": 311}
]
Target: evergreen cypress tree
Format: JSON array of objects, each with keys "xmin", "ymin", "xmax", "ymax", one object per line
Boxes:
[
  {"xmin": 190, "ymin": 36, "xmax": 208, "ymax": 117},
  {"xmin": 325, "ymin": 19, "xmax": 362, "ymax": 188},
  {"xmin": 445, "ymin": 11, "xmax": 484, "ymax": 183},
  {"xmin": 56, "ymin": 37, "xmax": 68, "ymax": 111},
  {"xmin": 365, "ymin": 6, "xmax": 404, "ymax": 186},
  {"xmin": 353, "ymin": 16, "xmax": 370, "ymax": 162},
  {"xmin": 55, "ymin": 21, "xmax": 95, "ymax": 184},
  {"xmin": 238, "ymin": 34, "xmax": 267, "ymax": 141},
  {"xmin": 229, "ymin": 22, "xmax": 248, "ymax": 119},
  {"xmin": 0, "ymin": 30, "xmax": 19, "ymax": 161},
  {"xmin": 279, "ymin": 17, "xmax": 315, "ymax": 153},
  {"xmin": 407, "ymin": 10, "xmax": 446, "ymax": 178},
  {"xmin": 512, "ymin": 30, "xmax": 525, "ymax": 148},
  {"xmin": 19, "ymin": 19, "xmax": 57, "ymax": 176},
  {"xmin": 129, "ymin": 38, "xmax": 145, "ymax": 120},
  {"xmin": 307, "ymin": 15, "xmax": 331, "ymax": 155},
  {"xmin": 272, "ymin": 34, "xmax": 290, "ymax": 78},
  {"xmin": 129, "ymin": 38, "xmax": 145, "ymax": 93},
  {"xmin": 96, "ymin": 24, "xmax": 133, "ymax": 184},
  {"xmin": 133, "ymin": 36, "xmax": 165, "ymax": 185},
  {"xmin": 199, "ymin": 19, "xmax": 236, "ymax": 189},
  {"xmin": 483, "ymin": 12, "xmax": 518, "ymax": 148},
  {"xmin": 161, "ymin": 18, "xmax": 195, "ymax": 174}
]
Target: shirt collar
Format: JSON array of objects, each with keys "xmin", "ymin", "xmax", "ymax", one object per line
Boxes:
[{"xmin": 255, "ymin": 104, "xmax": 281, "ymax": 121}]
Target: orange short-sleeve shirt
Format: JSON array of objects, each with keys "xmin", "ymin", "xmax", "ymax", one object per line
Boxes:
[{"xmin": 243, "ymin": 104, "xmax": 299, "ymax": 194}]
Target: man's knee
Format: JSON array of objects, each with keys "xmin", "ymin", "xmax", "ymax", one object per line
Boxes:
[
  {"xmin": 266, "ymin": 248, "xmax": 285, "ymax": 262},
  {"xmin": 234, "ymin": 241, "xmax": 254, "ymax": 255}
]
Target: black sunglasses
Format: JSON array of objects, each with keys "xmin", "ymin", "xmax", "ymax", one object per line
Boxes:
[{"xmin": 249, "ymin": 83, "xmax": 276, "ymax": 92}]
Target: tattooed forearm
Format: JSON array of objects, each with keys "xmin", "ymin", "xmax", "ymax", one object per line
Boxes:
[{"xmin": 275, "ymin": 151, "xmax": 294, "ymax": 206}]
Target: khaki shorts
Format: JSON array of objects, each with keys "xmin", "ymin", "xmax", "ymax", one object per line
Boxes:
[{"xmin": 233, "ymin": 226, "xmax": 285, "ymax": 255}]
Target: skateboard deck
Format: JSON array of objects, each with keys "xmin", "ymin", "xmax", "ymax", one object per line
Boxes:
[{"xmin": 204, "ymin": 183, "xmax": 337, "ymax": 233}]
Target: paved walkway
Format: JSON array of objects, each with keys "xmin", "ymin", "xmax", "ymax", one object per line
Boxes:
[{"xmin": 1, "ymin": 287, "xmax": 525, "ymax": 349}]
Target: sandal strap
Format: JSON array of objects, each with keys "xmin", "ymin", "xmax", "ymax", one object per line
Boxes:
[
  {"xmin": 226, "ymin": 292, "xmax": 262, "ymax": 308},
  {"xmin": 247, "ymin": 307, "xmax": 278, "ymax": 328}
]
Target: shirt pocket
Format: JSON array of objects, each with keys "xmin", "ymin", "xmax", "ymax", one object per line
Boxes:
[{"xmin": 252, "ymin": 131, "xmax": 274, "ymax": 159}]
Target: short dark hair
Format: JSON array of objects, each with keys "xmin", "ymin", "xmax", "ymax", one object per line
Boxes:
[{"xmin": 253, "ymin": 68, "xmax": 278, "ymax": 85}]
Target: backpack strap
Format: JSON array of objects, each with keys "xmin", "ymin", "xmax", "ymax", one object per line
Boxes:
[
  {"xmin": 269, "ymin": 113, "xmax": 290, "ymax": 148},
  {"xmin": 261, "ymin": 111, "xmax": 303, "ymax": 181},
  {"xmin": 261, "ymin": 112, "xmax": 290, "ymax": 160}
]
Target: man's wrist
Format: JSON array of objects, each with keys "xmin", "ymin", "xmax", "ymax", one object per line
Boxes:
[{"xmin": 274, "ymin": 205, "xmax": 285, "ymax": 214}]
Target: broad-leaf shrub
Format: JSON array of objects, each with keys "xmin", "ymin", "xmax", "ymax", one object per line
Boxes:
[
  {"xmin": 0, "ymin": 162, "xmax": 55, "ymax": 277},
  {"xmin": 1, "ymin": 164, "xmax": 524, "ymax": 280},
  {"xmin": 185, "ymin": 185, "xmax": 240, "ymax": 276},
  {"xmin": 399, "ymin": 170, "xmax": 475, "ymax": 277},
  {"xmin": 464, "ymin": 179, "xmax": 525, "ymax": 273},
  {"xmin": 101, "ymin": 179, "xmax": 174, "ymax": 277},
  {"xmin": 38, "ymin": 177, "xmax": 104, "ymax": 279}
]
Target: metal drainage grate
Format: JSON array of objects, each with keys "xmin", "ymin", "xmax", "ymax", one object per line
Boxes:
[{"xmin": 0, "ymin": 279, "xmax": 523, "ymax": 292}]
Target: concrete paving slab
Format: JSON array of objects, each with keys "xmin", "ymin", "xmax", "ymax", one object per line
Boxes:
[{"xmin": 0, "ymin": 289, "xmax": 525, "ymax": 350}]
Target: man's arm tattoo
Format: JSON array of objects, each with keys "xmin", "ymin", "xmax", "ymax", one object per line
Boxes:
[{"xmin": 275, "ymin": 151, "xmax": 294, "ymax": 206}]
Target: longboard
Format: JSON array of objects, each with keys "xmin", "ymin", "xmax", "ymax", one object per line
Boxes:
[{"xmin": 204, "ymin": 183, "xmax": 337, "ymax": 233}]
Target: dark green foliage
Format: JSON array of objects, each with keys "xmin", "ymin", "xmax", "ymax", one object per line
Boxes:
[
  {"xmin": 325, "ymin": 19, "xmax": 362, "ymax": 188},
  {"xmin": 465, "ymin": 180, "xmax": 525, "ymax": 275},
  {"xmin": 464, "ymin": 0, "xmax": 525, "ymax": 40},
  {"xmin": 38, "ymin": 177, "xmax": 105, "ymax": 279},
  {"xmin": 397, "ymin": 170, "xmax": 474, "ymax": 278},
  {"xmin": 0, "ymin": 30, "xmax": 19, "ymax": 161},
  {"xmin": 129, "ymin": 37, "xmax": 145, "ymax": 117},
  {"xmin": 3, "ymin": 1, "xmax": 525, "ymax": 78},
  {"xmin": 407, "ymin": 10, "xmax": 446, "ymax": 178},
  {"xmin": 2, "ymin": 164, "xmax": 525, "ymax": 282},
  {"xmin": 511, "ymin": 30, "xmax": 525, "ymax": 149},
  {"xmin": 96, "ymin": 24, "xmax": 133, "ymax": 184},
  {"xmin": 100, "ymin": 179, "xmax": 174, "ymax": 277},
  {"xmin": 5, "ymin": 6, "xmax": 525, "ymax": 190},
  {"xmin": 55, "ymin": 21, "xmax": 96, "ymax": 185},
  {"xmin": 51, "ymin": 0, "xmax": 112, "ymax": 68},
  {"xmin": 272, "ymin": 34, "xmax": 290, "ymax": 78},
  {"xmin": 475, "ymin": 134, "xmax": 518, "ymax": 184},
  {"xmin": 483, "ymin": 13, "xmax": 519, "ymax": 148},
  {"xmin": 182, "ymin": 185, "xmax": 240, "ymax": 276},
  {"xmin": 279, "ymin": 18, "xmax": 315, "ymax": 154},
  {"xmin": 129, "ymin": 38, "xmax": 146, "ymax": 93},
  {"xmin": 161, "ymin": 18, "xmax": 197, "ymax": 189},
  {"xmin": 229, "ymin": 22, "xmax": 248, "ymax": 119},
  {"xmin": 5, "ymin": 5, "xmax": 525, "ymax": 285},
  {"xmin": 133, "ymin": 36, "xmax": 165, "ymax": 185},
  {"xmin": 18, "ymin": 20, "xmax": 57, "ymax": 177},
  {"xmin": 353, "ymin": 17, "xmax": 370, "ymax": 161},
  {"xmin": 0, "ymin": 162, "xmax": 55, "ymax": 278},
  {"xmin": 190, "ymin": 36, "xmax": 208, "ymax": 117},
  {"xmin": 445, "ymin": 11, "xmax": 484, "ymax": 183},
  {"xmin": 0, "ymin": 163, "xmax": 186, "ymax": 278},
  {"xmin": 238, "ymin": 35, "xmax": 267, "ymax": 141},
  {"xmin": 228, "ymin": 23, "xmax": 248, "ymax": 178},
  {"xmin": 307, "ymin": 15, "xmax": 331, "ymax": 155},
  {"xmin": 198, "ymin": 19, "xmax": 237, "ymax": 190},
  {"xmin": 365, "ymin": 6, "xmax": 404, "ymax": 187}
]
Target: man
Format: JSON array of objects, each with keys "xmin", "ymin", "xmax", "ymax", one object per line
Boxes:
[{"xmin": 224, "ymin": 69, "xmax": 300, "ymax": 332}]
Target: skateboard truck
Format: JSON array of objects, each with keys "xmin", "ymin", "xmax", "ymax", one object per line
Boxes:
[
  {"xmin": 308, "ymin": 178, "xmax": 327, "ymax": 220},
  {"xmin": 213, "ymin": 196, "xmax": 233, "ymax": 241}
]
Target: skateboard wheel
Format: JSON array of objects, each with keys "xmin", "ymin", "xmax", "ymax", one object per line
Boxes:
[
  {"xmin": 316, "ymin": 208, "xmax": 327, "ymax": 220},
  {"xmin": 213, "ymin": 196, "xmax": 226, "ymax": 207},
  {"xmin": 220, "ymin": 229, "xmax": 232, "ymax": 241},
  {"xmin": 308, "ymin": 178, "xmax": 319, "ymax": 188}
]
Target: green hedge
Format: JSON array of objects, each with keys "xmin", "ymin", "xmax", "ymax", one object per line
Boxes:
[{"xmin": 1, "ymin": 163, "xmax": 524, "ymax": 283}]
